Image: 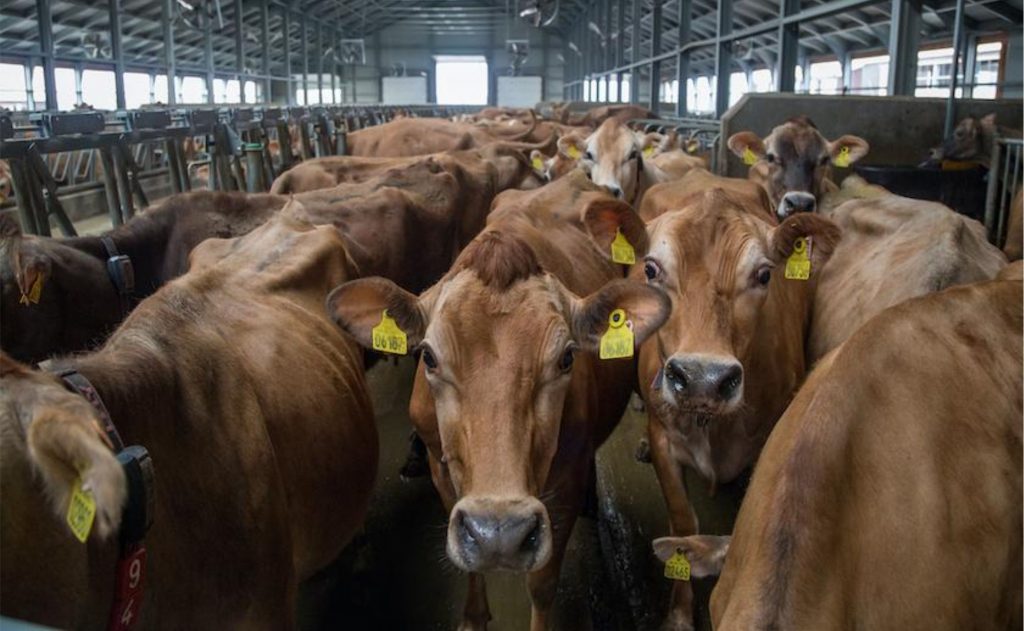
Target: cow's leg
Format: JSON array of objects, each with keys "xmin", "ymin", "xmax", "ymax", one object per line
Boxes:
[
  {"xmin": 649, "ymin": 418, "xmax": 698, "ymax": 631},
  {"xmin": 430, "ymin": 455, "xmax": 492, "ymax": 630}
]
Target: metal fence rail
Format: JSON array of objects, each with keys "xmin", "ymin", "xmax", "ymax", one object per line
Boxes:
[{"xmin": 984, "ymin": 138, "xmax": 1023, "ymax": 248}]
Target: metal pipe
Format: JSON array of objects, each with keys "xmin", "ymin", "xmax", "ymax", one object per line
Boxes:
[
  {"xmin": 943, "ymin": 0, "xmax": 966, "ymax": 138},
  {"xmin": 36, "ymin": 0, "xmax": 57, "ymax": 110}
]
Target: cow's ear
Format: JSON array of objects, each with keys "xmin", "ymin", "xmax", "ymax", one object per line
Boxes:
[
  {"xmin": 829, "ymin": 135, "xmax": 869, "ymax": 166},
  {"xmin": 768, "ymin": 213, "xmax": 841, "ymax": 271},
  {"xmin": 582, "ymin": 197, "xmax": 650, "ymax": 260},
  {"xmin": 639, "ymin": 132, "xmax": 668, "ymax": 158},
  {"xmin": 558, "ymin": 133, "xmax": 587, "ymax": 161},
  {"xmin": 727, "ymin": 131, "xmax": 765, "ymax": 160},
  {"xmin": 652, "ymin": 535, "xmax": 731, "ymax": 579},
  {"xmin": 571, "ymin": 280, "xmax": 670, "ymax": 352},
  {"xmin": 529, "ymin": 150, "xmax": 548, "ymax": 176},
  {"xmin": 6, "ymin": 235, "xmax": 52, "ymax": 305},
  {"xmin": 326, "ymin": 277, "xmax": 427, "ymax": 350}
]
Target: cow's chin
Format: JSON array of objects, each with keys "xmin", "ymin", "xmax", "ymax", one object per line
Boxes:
[{"xmin": 652, "ymin": 385, "xmax": 744, "ymax": 431}]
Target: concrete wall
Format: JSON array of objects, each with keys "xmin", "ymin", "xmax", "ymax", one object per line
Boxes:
[
  {"xmin": 719, "ymin": 93, "xmax": 1024, "ymax": 177},
  {"xmin": 1005, "ymin": 32, "xmax": 1023, "ymax": 99},
  {"xmin": 340, "ymin": 20, "xmax": 563, "ymax": 105}
]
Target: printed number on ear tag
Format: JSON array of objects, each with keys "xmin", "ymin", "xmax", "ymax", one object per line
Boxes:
[
  {"xmin": 785, "ymin": 236, "xmax": 812, "ymax": 281},
  {"xmin": 600, "ymin": 309, "xmax": 634, "ymax": 360},
  {"xmin": 371, "ymin": 310, "xmax": 407, "ymax": 355},
  {"xmin": 531, "ymin": 155, "xmax": 544, "ymax": 171},
  {"xmin": 742, "ymin": 147, "xmax": 758, "ymax": 166},
  {"xmin": 643, "ymin": 146, "xmax": 655, "ymax": 158},
  {"xmin": 567, "ymin": 145, "xmax": 581, "ymax": 160},
  {"xmin": 610, "ymin": 229, "xmax": 636, "ymax": 265},
  {"xmin": 664, "ymin": 549, "xmax": 691, "ymax": 581},
  {"xmin": 19, "ymin": 274, "xmax": 44, "ymax": 306},
  {"xmin": 67, "ymin": 476, "xmax": 97, "ymax": 543},
  {"xmin": 835, "ymin": 146, "xmax": 851, "ymax": 168}
]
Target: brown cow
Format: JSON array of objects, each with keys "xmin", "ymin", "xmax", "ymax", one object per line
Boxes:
[
  {"xmin": 345, "ymin": 115, "xmax": 546, "ymax": 157},
  {"xmin": 1, "ymin": 192, "xmax": 280, "ymax": 364},
  {"xmin": 556, "ymin": 103, "xmax": 655, "ymax": 127},
  {"xmin": 930, "ymin": 113, "xmax": 1022, "ymax": 167},
  {"xmin": 728, "ymin": 116, "xmax": 869, "ymax": 219},
  {"xmin": 637, "ymin": 187, "xmax": 840, "ymax": 630},
  {"xmin": 1, "ymin": 206, "xmax": 378, "ymax": 628},
  {"xmin": 1004, "ymin": 187, "xmax": 1022, "ymax": 261},
  {"xmin": 327, "ymin": 187, "xmax": 670, "ymax": 630},
  {"xmin": 656, "ymin": 277, "xmax": 1022, "ymax": 630},
  {"xmin": 639, "ymin": 168, "xmax": 773, "ymax": 222},
  {"xmin": 809, "ymin": 181, "xmax": 1007, "ymax": 361}
]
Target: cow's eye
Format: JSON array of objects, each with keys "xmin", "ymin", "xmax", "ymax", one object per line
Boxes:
[
  {"xmin": 644, "ymin": 259, "xmax": 662, "ymax": 281},
  {"xmin": 558, "ymin": 345, "xmax": 576, "ymax": 372},
  {"xmin": 755, "ymin": 266, "xmax": 772, "ymax": 286},
  {"xmin": 585, "ymin": 150, "xmax": 594, "ymax": 160},
  {"xmin": 422, "ymin": 347, "xmax": 438, "ymax": 371}
]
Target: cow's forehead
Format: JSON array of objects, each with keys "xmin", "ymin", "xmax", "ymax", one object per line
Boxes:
[
  {"xmin": 588, "ymin": 121, "xmax": 638, "ymax": 156},
  {"xmin": 768, "ymin": 122, "xmax": 828, "ymax": 157},
  {"xmin": 649, "ymin": 204, "xmax": 768, "ymax": 267}
]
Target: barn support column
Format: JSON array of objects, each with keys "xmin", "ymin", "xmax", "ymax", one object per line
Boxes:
[
  {"xmin": 604, "ymin": 0, "xmax": 612, "ymax": 100},
  {"xmin": 317, "ymin": 24, "xmax": 324, "ymax": 104},
  {"xmin": 300, "ymin": 14, "xmax": 308, "ymax": 105},
  {"xmin": 235, "ymin": 0, "xmax": 245, "ymax": 103},
  {"xmin": 648, "ymin": 0, "xmax": 662, "ymax": 112},
  {"xmin": 262, "ymin": 0, "xmax": 271, "ymax": 102},
  {"xmin": 715, "ymin": 0, "xmax": 734, "ymax": 116},
  {"xmin": 109, "ymin": 0, "xmax": 126, "ymax": 109},
  {"xmin": 630, "ymin": 0, "xmax": 640, "ymax": 103},
  {"xmin": 962, "ymin": 32, "xmax": 978, "ymax": 98},
  {"xmin": 283, "ymin": 11, "xmax": 292, "ymax": 105},
  {"xmin": 616, "ymin": 0, "xmax": 625, "ymax": 100},
  {"xmin": 944, "ymin": 0, "xmax": 967, "ymax": 136},
  {"xmin": 204, "ymin": 4, "xmax": 215, "ymax": 103},
  {"xmin": 840, "ymin": 49, "xmax": 854, "ymax": 93},
  {"xmin": 776, "ymin": 0, "xmax": 799, "ymax": 92},
  {"xmin": 36, "ymin": 0, "xmax": 57, "ymax": 110},
  {"xmin": 888, "ymin": 0, "xmax": 921, "ymax": 96},
  {"xmin": 162, "ymin": 0, "xmax": 176, "ymax": 105},
  {"xmin": 676, "ymin": 0, "xmax": 691, "ymax": 116}
]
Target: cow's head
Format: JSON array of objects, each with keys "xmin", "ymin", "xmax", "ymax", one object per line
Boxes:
[
  {"xmin": 327, "ymin": 200, "xmax": 669, "ymax": 573},
  {"xmin": 562, "ymin": 119, "xmax": 654, "ymax": 203},
  {"xmin": 728, "ymin": 116, "xmax": 868, "ymax": 219},
  {"xmin": 937, "ymin": 113, "xmax": 997, "ymax": 162},
  {"xmin": 640, "ymin": 190, "xmax": 839, "ymax": 423}
]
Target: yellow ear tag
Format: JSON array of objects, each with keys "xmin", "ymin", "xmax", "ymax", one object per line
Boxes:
[
  {"xmin": 742, "ymin": 147, "xmax": 758, "ymax": 166},
  {"xmin": 19, "ymin": 274, "xmax": 44, "ymax": 306},
  {"xmin": 834, "ymin": 146, "xmax": 851, "ymax": 168},
  {"xmin": 567, "ymin": 145, "xmax": 581, "ymax": 160},
  {"xmin": 531, "ymin": 155, "xmax": 544, "ymax": 171},
  {"xmin": 610, "ymin": 229, "xmax": 636, "ymax": 265},
  {"xmin": 686, "ymin": 140, "xmax": 699, "ymax": 154},
  {"xmin": 664, "ymin": 549, "xmax": 691, "ymax": 581},
  {"xmin": 784, "ymin": 236, "xmax": 812, "ymax": 281},
  {"xmin": 371, "ymin": 309, "xmax": 408, "ymax": 355},
  {"xmin": 643, "ymin": 145, "xmax": 655, "ymax": 158},
  {"xmin": 599, "ymin": 309, "xmax": 634, "ymax": 360},
  {"xmin": 67, "ymin": 476, "xmax": 97, "ymax": 543}
]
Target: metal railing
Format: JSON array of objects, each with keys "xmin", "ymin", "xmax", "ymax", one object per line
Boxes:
[
  {"xmin": 984, "ymin": 138, "xmax": 1023, "ymax": 248},
  {"xmin": 627, "ymin": 116, "xmax": 722, "ymax": 172}
]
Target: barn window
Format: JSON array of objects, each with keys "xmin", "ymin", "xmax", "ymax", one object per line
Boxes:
[{"xmin": 435, "ymin": 55, "xmax": 489, "ymax": 105}]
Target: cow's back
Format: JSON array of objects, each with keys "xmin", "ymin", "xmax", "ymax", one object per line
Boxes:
[
  {"xmin": 713, "ymin": 278, "xmax": 1022, "ymax": 630},
  {"xmin": 810, "ymin": 194, "xmax": 1006, "ymax": 361}
]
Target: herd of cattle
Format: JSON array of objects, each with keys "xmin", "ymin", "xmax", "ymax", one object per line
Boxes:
[{"xmin": 1, "ymin": 102, "xmax": 1021, "ymax": 630}]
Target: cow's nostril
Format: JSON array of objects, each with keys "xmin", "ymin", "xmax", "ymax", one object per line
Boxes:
[
  {"xmin": 718, "ymin": 365, "xmax": 743, "ymax": 399},
  {"xmin": 520, "ymin": 516, "xmax": 542, "ymax": 554},
  {"xmin": 665, "ymin": 360, "xmax": 688, "ymax": 392}
]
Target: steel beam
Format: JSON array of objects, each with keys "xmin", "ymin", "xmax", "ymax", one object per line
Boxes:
[
  {"xmin": 204, "ymin": 4, "xmax": 215, "ymax": 103},
  {"xmin": 943, "ymin": 0, "xmax": 965, "ymax": 137},
  {"xmin": 630, "ymin": 0, "xmax": 640, "ymax": 102},
  {"xmin": 317, "ymin": 22, "xmax": 324, "ymax": 104},
  {"xmin": 715, "ymin": 0, "xmax": 733, "ymax": 116},
  {"xmin": 283, "ymin": 10, "xmax": 292, "ymax": 105},
  {"xmin": 162, "ymin": 0, "xmax": 175, "ymax": 105},
  {"xmin": 109, "ymin": 0, "xmax": 126, "ymax": 109},
  {"xmin": 676, "ymin": 0, "xmax": 691, "ymax": 116},
  {"xmin": 649, "ymin": 0, "xmax": 662, "ymax": 111},
  {"xmin": 887, "ymin": 0, "xmax": 921, "ymax": 96},
  {"xmin": 962, "ymin": 32, "xmax": 977, "ymax": 98},
  {"xmin": 36, "ymin": 0, "xmax": 57, "ymax": 110},
  {"xmin": 261, "ymin": 0, "xmax": 270, "ymax": 100},
  {"xmin": 776, "ymin": 0, "xmax": 799, "ymax": 92},
  {"xmin": 235, "ymin": 0, "xmax": 244, "ymax": 102},
  {"xmin": 300, "ymin": 14, "xmax": 308, "ymax": 105}
]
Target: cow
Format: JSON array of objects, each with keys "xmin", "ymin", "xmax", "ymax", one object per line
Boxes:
[
  {"xmin": 345, "ymin": 115, "xmax": 548, "ymax": 157},
  {"xmin": 559, "ymin": 120, "xmax": 707, "ymax": 205},
  {"xmin": 639, "ymin": 168, "xmax": 773, "ymax": 222},
  {"xmin": 1, "ymin": 192, "xmax": 281, "ymax": 364},
  {"xmin": 928, "ymin": 112, "xmax": 1022, "ymax": 167},
  {"xmin": 654, "ymin": 276, "xmax": 1022, "ymax": 630},
  {"xmin": 1005, "ymin": 188, "xmax": 1023, "ymax": 261},
  {"xmin": 1, "ymin": 206, "xmax": 378, "ymax": 628},
  {"xmin": 326, "ymin": 183, "xmax": 670, "ymax": 630},
  {"xmin": 637, "ymin": 186, "xmax": 840, "ymax": 630},
  {"xmin": 554, "ymin": 103, "xmax": 655, "ymax": 128},
  {"xmin": 727, "ymin": 116, "xmax": 869, "ymax": 220},
  {"xmin": 808, "ymin": 180, "xmax": 1007, "ymax": 361}
]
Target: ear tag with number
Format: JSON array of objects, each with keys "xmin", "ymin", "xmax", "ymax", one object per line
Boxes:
[
  {"xmin": 664, "ymin": 549, "xmax": 691, "ymax": 581},
  {"xmin": 643, "ymin": 145, "xmax": 655, "ymax": 158},
  {"xmin": 371, "ymin": 309, "xmax": 407, "ymax": 355},
  {"xmin": 610, "ymin": 229, "xmax": 636, "ymax": 265},
  {"xmin": 784, "ymin": 236, "xmax": 812, "ymax": 281},
  {"xmin": 531, "ymin": 155, "xmax": 545, "ymax": 171},
  {"xmin": 685, "ymin": 140, "xmax": 700, "ymax": 154},
  {"xmin": 742, "ymin": 147, "xmax": 758, "ymax": 166},
  {"xmin": 67, "ymin": 476, "xmax": 97, "ymax": 543},
  {"xmin": 600, "ymin": 309, "xmax": 634, "ymax": 360},
  {"xmin": 19, "ymin": 274, "xmax": 44, "ymax": 306},
  {"xmin": 567, "ymin": 145, "xmax": 581, "ymax": 160},
  {"xmin": 834, "ymin": 146, "xmax": 851, "ymax": 168}
]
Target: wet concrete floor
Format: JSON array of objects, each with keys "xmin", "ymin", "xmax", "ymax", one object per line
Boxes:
[{"xmin": 298, "ymin": 358, "xmax": 749, "ymax": 631}]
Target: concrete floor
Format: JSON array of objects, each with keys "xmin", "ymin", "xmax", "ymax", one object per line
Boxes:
[{"xmin": 299, "ymin": 358, "xmax": 747, "ymax": 631}]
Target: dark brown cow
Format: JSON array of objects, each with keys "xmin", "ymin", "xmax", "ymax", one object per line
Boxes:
[
  {"xmin": 656, "ymin": 277, "xmax": 1022, "ymax": 630},
  {"xmin": 728, "ymin": 116, "xmax": 869, "ymax": 219},
  {"xmin": 327, "ymin": 183, "xmax": 669, "ymax": 629},
  {"xmin": 637, "ymin": 186, "xmax": 840, "ymax": 630},
  {"xmin": 1, "ymin": 207, "xmax": 378, "ymax": 628},
  {"xmin": 1, "ymin": 192, "xmax": 280, "ymax": 364},
  {"xmin": 930, "ymin": 113, "xmax": 1022, "ymax": 167}
]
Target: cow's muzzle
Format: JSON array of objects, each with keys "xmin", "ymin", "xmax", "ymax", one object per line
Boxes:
[
  {"xmin": 660, "ymin": 354, "xmax": 744, "ymax": 415},
  {"xmin": 447, "ymin": 496, "xmax": 552, "ymax": 573},
  {"xmin": 777, "ymin": 191, "xmax": 817, "ymax": 220}
]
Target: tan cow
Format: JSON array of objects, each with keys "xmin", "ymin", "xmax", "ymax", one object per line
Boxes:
[
  {"xmin": 809, "ymin": 181, "xmax": 1007, "ymax": 361},
  {"xmin": 1, "ymin": 206, "xmax": 378, "ymax": 628},
  {"xmin": 728, "ymin": 116, "xmax": 869, "ymax": 219},
  {"xmin": 637, "ymin": 187, "xmax": 840, "ymax": 630},
  {"xmin": 1004, "ymin": 187, "xmax": 1022, "ymax": 261},
  {"xmin": 560, "ymin": 120, "xmax": 706, "ymax": 205},
  {"xmin": 656, "ymin": 277, "xmax": 1022, "ymax": 630},
  {"xmin": 345, "ymin": 116, "xmax": 547, "ymax": 157},
  {"xmin": 327, "ymin": 185, "xmax": 669, "ymax": 630},
  {"xmin": 639, "ymin": 168, "xmax": 773, "ymax": 222},
  {"xmin": 930, "ymin": 112, "xmax": 1022, "ymax": 167}
]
